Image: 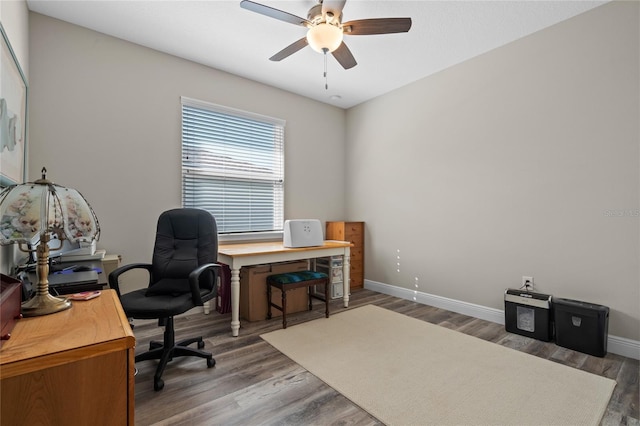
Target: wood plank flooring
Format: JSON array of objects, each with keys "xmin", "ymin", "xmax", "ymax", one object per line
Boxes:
[{"xmin": 133, "ymin": 289, "xmax": 639, "ymax": 426}]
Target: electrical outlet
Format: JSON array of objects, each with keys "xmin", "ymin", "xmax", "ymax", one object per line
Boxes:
[{"xmin": 522, "ymin": 276, "xmax": 534, "ymax": 291}]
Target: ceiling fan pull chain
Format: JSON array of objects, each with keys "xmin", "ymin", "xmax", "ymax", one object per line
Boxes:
[{"xmin": 323, "ymin": 48, "xmax": 329, "ymax": 90}]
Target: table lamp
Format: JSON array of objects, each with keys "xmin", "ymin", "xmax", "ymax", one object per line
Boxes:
[{"xmin": 0, "ymin": 167, "xmax": 100, "ymax": 316}]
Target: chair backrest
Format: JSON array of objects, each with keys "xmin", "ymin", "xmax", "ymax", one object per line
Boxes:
[{"xmin": 151, "ymin": 208, "xmax": 218, "ymax": 288}]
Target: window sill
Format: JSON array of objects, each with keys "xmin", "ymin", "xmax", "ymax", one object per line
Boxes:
[{"xmin": 218, "ymin": 231, "xmax": 283, "ymax": 244}]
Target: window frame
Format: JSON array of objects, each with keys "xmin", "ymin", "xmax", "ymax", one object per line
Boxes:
[{"xmin": 181, "ymin": 96, "xmax": 285, "ymax": 241}]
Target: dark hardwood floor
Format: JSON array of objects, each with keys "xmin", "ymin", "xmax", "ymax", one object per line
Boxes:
[{"xmin": 133, "ymin": 289, "xmax": 639, "ymax": 426}]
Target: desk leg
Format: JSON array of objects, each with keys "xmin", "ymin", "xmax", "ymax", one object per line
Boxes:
[
  {"xmin": 343, "ymin": 248, "xmax": 350, "ymax": 307},
  {"xmin": 230, "ymin": 267, "xmax": 241, "ymax": 337}
]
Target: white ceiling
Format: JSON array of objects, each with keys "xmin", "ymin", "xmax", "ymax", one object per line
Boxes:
[{"xmin": 26, "ymin": 0, "xmax": 607, "ymax": 109}]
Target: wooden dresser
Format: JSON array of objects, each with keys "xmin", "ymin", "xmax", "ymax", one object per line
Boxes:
[
  {"xmin": 0, "ymin": 289, "xmax": 135, "ymax": 425},
  {"xmin": 326, "ymin": 221, "xmax": 364, "ymax": 291}
]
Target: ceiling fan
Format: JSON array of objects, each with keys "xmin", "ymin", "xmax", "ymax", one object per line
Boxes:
[{"xmin": 240, "ymin": 0, "xmax": 412, "ymax": 70}]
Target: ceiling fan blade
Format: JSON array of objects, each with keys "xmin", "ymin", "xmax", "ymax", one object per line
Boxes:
[
  {"xmin": 270, "ymin": 37, "xmax": 308, "ymax": 62},
  {"xmin": 343, "ymin": 18, "xmax": 412, "ymax": 35},
  {"xmin": 322, "ymin": 0, "xmax": 347, "ymax": 19},
  {"xmin": 240, "ymin": 0, "xmax": 311, "ymax": 27},
  {"xmin": 332, "ymin": 42, "xmax": 357, "ymax": 69}
]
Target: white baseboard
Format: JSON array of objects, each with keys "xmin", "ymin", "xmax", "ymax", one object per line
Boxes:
[
  {"xmin": 608, "ymin": 335, "xmax": 640, "ymax": 360},
  {"xmin": 364, "ymin": 279, "xmax": 640, "ymax": 360}
]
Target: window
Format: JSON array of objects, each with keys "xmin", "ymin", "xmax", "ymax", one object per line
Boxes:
[{"xmin": 181, "ymin": 97, "xmax": 285, "ymax": 235}]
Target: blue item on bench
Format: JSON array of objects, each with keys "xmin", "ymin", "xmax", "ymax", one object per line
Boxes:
[{"xmin": 267, "ymin": 270, "xmax": 327, "ymax": 284}]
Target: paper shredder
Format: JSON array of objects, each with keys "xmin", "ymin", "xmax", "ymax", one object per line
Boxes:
[
  {"xmin": 504, "ymin": 289, "xmax": 553, "ymax": 342},
  {"xmin": 553, "ymin": 297, "xmax": 609, "ymax": 357}
]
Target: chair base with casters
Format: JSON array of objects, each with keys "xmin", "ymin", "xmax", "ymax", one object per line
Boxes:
[
  {"xmin": 136, "ymin": 317, "xmax": 215, "ymax": 391},
  {"xmin": 115, "ymin": 282, "xmax": 218, "ymax": 391},
  {"xmin": 266, "ymin": 270, "xmax": 330, "ymax": 329}
]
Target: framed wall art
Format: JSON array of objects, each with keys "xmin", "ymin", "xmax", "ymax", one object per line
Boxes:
[{"xmin": 0, "ymin": 23, "xmax": 27, "ymax": 187}]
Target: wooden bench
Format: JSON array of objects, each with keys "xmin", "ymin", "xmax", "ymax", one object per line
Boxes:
[{"xmin": 266, "ymin": 270, "xmax": 330, "ymax": 329}]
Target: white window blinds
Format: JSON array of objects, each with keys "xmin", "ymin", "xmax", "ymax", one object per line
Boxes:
[{"xmin": 181, "ymin": 97, "xmax": 285, "ymax": 234}]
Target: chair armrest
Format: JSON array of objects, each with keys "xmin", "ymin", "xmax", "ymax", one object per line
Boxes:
[
  {"xmin": 188, "ymin": 263, "xmax": 221, "ymax": 306},
  {"xmin": 108, "ymin": 263, "xmax": 153, "ymax": 297}
]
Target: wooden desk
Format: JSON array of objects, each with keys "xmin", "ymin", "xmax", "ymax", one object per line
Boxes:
[
  {"xmin": 0, "ymin": 290, "xmax": 135, "ymax": 425},
  {"xmin": 218, "ymin": 240, "xmax": 352, "ymax": 337}
]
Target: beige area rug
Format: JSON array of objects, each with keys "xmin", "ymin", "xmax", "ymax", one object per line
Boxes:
[{"xmin": 261, "ymin": 304, "xmax": 616, "ymax": 426}]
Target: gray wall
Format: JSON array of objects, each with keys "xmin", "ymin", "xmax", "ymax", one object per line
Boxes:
[
  {"xmin": 28, "ymin": 13, "xmax": 346, "ymax": 287},
  {"xmin": 346, "ymin": 1, "xmax": 639, "ymax": 340},
  {"xmin": 17, "ymin": 1, "xmax": 640, "ymax": 341},
  {"xmin": 0, "ymin": 1, "xmax": 28, "ymax": 76},
  {"xmin": 0, "ymin": 0, "xmax": 29, "ymax": 274}
]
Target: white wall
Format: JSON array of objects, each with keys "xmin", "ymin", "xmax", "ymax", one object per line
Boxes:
[
  {"xmin": 346, "ymin": 1, "xmax": 639, "ymax": 340},
  {"xmin": 24, "ymin": 3, "xmax": 640, "ymax": 341},
  {"xmin": 0, "ymin": 0, "xmax": 28, "ymax": 78},
  {"xmin": 28, "ymin": 13, "xmax": 346, "ymax": 281},
  {"xmin": 0, "ymin": 0, "xmax": 29, "ymax": 274}
]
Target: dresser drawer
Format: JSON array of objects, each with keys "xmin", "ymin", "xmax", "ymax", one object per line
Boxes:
[{"xmin": 344, "ymin": 224, "xmax": 362, "ymax": 238}]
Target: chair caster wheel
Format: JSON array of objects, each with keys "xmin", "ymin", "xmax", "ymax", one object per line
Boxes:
[
  {"xmin": 154, "ymin": 378, "xmax": 164, "ymax": 391},
  {"xmin": 198, "ymin": 340, "xmax": 205, "ymax": 349},
  {"xmin": 207, "ymin": 357, "xmax": 216, "ymax": 368}
]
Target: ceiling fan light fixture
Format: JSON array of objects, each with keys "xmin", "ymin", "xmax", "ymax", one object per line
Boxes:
[{"xmin": 306, "ymin": 23, "xmax": 343, "ymax": 53}]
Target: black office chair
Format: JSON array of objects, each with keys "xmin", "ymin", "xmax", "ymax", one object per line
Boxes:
[{"xmin": 109, "ymin": 208, "xmax": 220, "ymax": 391}]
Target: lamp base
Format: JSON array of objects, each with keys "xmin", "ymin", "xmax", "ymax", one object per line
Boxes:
[{"xmin": 21, "ymin": 293, "xmax": 72, "ymax": 317}]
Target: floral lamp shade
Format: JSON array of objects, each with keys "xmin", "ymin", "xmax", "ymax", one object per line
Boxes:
[
  {"xmin": 0, "ymin": 168, "xmax": 100, "ymax": 316},
  {"xmin": 0, "ymin": 180, "xmax": 100, "ymax": 245}
]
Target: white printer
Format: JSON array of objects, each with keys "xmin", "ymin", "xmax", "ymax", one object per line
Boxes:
[{"xmin": 283, "ymin": 219, "xmax": 323, "ymax": 248}]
